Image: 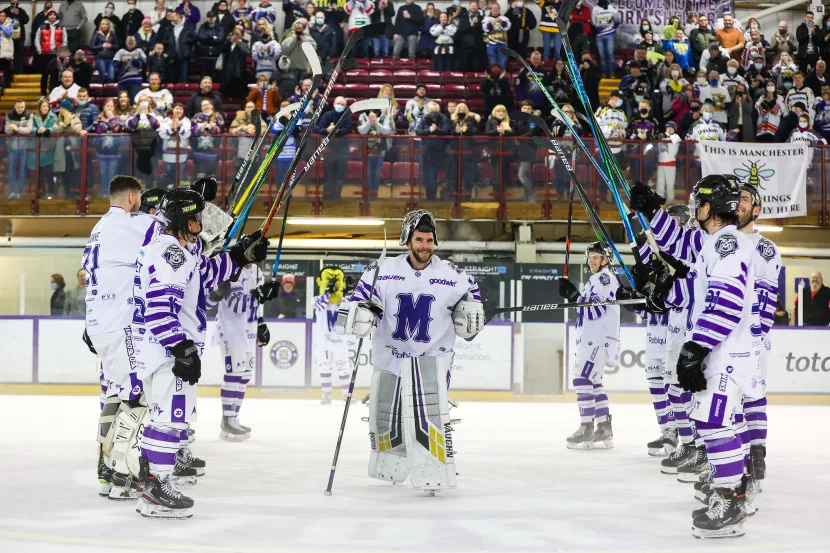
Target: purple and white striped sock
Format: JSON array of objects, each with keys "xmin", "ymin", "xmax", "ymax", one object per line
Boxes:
[
  {"xmin": 337, "ymin": 368, "xmax": 351, "ymax": 396},
  {"xmin": 593, "ymin": 383, "xmax": 610, "ymax": 423},
  {"xmin": 236, "ymin": 371, "xmax": 252, "ymax": 415},
  {"xmin": 734, "ymin": 411, "xmax": 751, "ymax": 467},
  {"xmin": 320, "ymin": 370, "xmax": 333, "ymax": 399},
  {"xmin": 669, "ymin": 385, "xmax": 695, "ymax": 445},
  {"xmin": 744, "ymin": 397, "xmax": 767, "ymax": 447},
  {"xmin": 221, "ymin": 374, "xmax": 242, "ymax": 417},
  {"xmin": 141, "ymin": 423, "xmax": 187, "ymax": 476},
  {"xmin": 696, "ymin": 420, "xmax": 744, "ymax": 489},
  {"xmin": 647, "ymin": 377, "xmax": 672, "ymax": 431},
  {"xmin": 573, "ymin": 377, "xmax": 594, "ymax": 423}
]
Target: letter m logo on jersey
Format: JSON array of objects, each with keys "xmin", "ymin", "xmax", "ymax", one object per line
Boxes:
[{"xmin": 392, "ymin": 293, "xmax": 435, "ymax": 344}]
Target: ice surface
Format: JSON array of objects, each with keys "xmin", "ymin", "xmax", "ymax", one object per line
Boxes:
[{"xmin": 1, "ymin": 395, "xmax": 829, "ymax": 552}]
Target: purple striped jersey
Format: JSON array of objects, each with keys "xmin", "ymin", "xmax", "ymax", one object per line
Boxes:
[
  {"xmin": 745, "ymin": 232, "xmax": 781, "ymax": 340},
  {"xmin": 214, "ymin": 264, "xmax": 264, "ymax": 348},
  {"xmin": 313, "ymin": 292, "xmax": 347, "ymax": 349},
  {"xmin": 573, "ymin": 267, "xmax": 621, "ymax": 365}
]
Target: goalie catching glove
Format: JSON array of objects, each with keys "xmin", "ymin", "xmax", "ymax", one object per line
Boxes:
[
  {"xmin": 452, "ymin": 293, "xmax": 485, "ymax": 339},
  {"xmin": 170, "ymin": 339, "xmax": 201, "ymax": 386},
  {"xmin": 335, "ymin": 300, "xmax": 383, "ymax": 338}
]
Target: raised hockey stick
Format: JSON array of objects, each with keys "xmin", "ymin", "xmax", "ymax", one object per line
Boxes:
[
  {"xmin": 485, "ymin": 298, "xmax": 645, "ymax": 321},
  {"xmin": 223, "ymin": 106, "xmax": 263, "ymax": 212},
  {"xmin": 325, "ymin": 229, "xmax": 387, "ymax": 496}
]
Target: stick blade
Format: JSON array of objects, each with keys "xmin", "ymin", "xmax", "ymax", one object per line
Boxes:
[
  {"xmin": 357, "ymin": 22, "xmax": 387, "ymax": 39},
  {"xmin": 301, "ymin": 41, "xmax": 323, "ymax": 76},
  {"xmin": 532, "ymin": 136, "xmax": 553, "ymax": 150},
  {"xmin": 351, "ymin": 98, "xmax": 392, "ymax": 113},
  {"xmin": 497, "ymin": 46, "xmax": 515, "ymax": 58},
  {"xmin": 556, "ymin": 0, "xmax": 578, "ymax": 31}
]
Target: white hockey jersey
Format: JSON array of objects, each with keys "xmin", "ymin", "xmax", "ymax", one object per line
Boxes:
[
  {"xmin": 746, "ymin": 232, "xmax": 781, "ymax": 341},
  {"xmin": 346, "ymin": 254, "xmax": 481, "ymax": 376},
  {"xmin": 213, "ymin": 264, "xmax": 263, "ymax": 349},
  {"xmin": 573, "ymin": 267, "xmax": 621, "ymax": 366},
  {"xmin": 83, "ymin": 207, "xmax": 163, "ymax": 336},
  {"xmin": 130, "ymin": 233, "xmax": 238, "ymax": 379},
  {"xmin": 645, "ymin": 311, "xmax": 669, "ymax": 360},
  {"xmin": 313, "ymin": 291, "xmax": 346, "ymax": 351},
  {"xmin": 685, "ymin": 120, "xmax": 725, "ymax": 157}
]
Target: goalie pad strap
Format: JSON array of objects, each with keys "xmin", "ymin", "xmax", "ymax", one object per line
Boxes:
[
  {"xmin": 368, "ymin": 370, "xmax": 409, "ymax": 483},
  {"xmin": 108, "ymin": 399, "xmax": 148, "ymax": 478},
  {"xmin": 97, "ymin": 395, "xmax": 121, "ymax": 445}
]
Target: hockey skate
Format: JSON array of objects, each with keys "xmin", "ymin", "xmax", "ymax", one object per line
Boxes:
[
  {"xmin": 97, "ymin": 445, "xmax": 113, "ymax": 497},
  {"xmin": 647, "ymin": 427, "xmax": 677, "ymax": 457},
  {"xmin": 234, "ymin": 417, "xmax": 251, "ymax": 433},
  {"xmin": 692, "ymin": 488, "xmax": 747, "ymax": 539},
  {"xmin": 660, "ymin": 442, "xmax": 695, "ymax": 474},
  {"xmin": 694, "ymin": 472, "xmax": 713, "ymax": 504},
  {"xmin": 108, "ymin": 471, "xmax": 140, "ymax": 501},
  {"xmin": 219, "ymin": 415, "xmax": 250, "ymax": 442},
  {"xmin": 171, "ymin": 460, "xmax": 199, "ymax": 488},
  {"xmin": 677, "ymin": 446, "xmax": 709, "ymax": 483},
  {"xmin": 566, "ymin": 423, "xmax": 594, "ymax": 450},
  {"xmin": 320, "ymin": 397, "xmax": 332, "ymax": 405},
  {"xmin": 176, "ymin": 447, "xmax": 206, "ymax": 477},
  {"xmin": 140, "ymin": 474, "xmax": 194, "ymax": 519},
  {"xmin": 740, "ymin": 475, "xmax": 759, "ymax": 517},
  {"xmin": 592, "ymin": 416, "xmax": 613, "ymax": 449},
  {"xmin": 186, "ymin": 428, "xmax": 196, "ymax": 444}
]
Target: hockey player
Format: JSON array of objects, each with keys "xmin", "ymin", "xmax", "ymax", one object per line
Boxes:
[
  {"xmin": 643, "ymin": 309, "xmax": 675, "ymax": 456},
  {"xmin": 139, "ymin": 188, "xmax": 167, "ymax": 215},
  {"xmin": 630, "ymin": 175, "xmax": 757, "ymax": 539},
  {"xmin": 335, "ymin": 210, "xmax": 484, "ymax": 492},
  {"xmin": 558, "ymin": 242, "xmax": 620, "ymax": 450},
  {"xmin": 209, "ymin": 261, "xmax": 270, "ymax": 441},
  {"xmin": 83, "ymin": 176, "xmax": 165, "ymax": 500},
  {"xmin": 313, "ymin": 266, "xmax": 351, "ymax": 404},
  {"xmin": 131, "ymin": 188, "xmax": 269, "ymax": 518}
]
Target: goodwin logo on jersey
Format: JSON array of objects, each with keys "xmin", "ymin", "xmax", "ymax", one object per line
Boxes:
[
  {"xmin": 756, "ymin": 238, "xmax": 776, "ymax": 262},
  {"xmin": 714, "ymin": 234, "xmax": 738, "ymax": 259},
  {"xmin": 162, "ymin": 245, "xmax": 186, "ymax": 271}
]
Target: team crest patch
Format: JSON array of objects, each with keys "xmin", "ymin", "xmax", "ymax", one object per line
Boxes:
[
  {"xmin": 270, "ymin": 340, "xmax": 298, "ymax": 369},
  {"xmin": 599, "ymin": 274, "xmax": 610, "ymax": 286},
  {"xmin": 756, "ymin": 238, "xmax": 776, "ymax": 262},
  {"xmin": 714, "ymin": 234, "xmax": 738, "ymax": 259},
  {"xmin": 162, "ymin": 245, "xmax": 186, "ymax": 271}
]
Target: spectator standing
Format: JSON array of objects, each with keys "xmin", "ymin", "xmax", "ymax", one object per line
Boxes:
[
  {"xmin": 31, "ymin": 1, "xmax": 52, "ymax": 47},
  {"xmin": 136, "ymin": 72, "xmax": 174, "ymax": 119},
  {"xmin": 35, "ymin": 9, "xmax": 65, "ymax": 96},
  {"xmin": 595, "ymin": 90, "xmax": 627, "ymax": 157},
  {"xmin": 660, "ymin": 63, "xmax": 688, "ymax": 119},
  {"xmin": 688, "ymin": 13, "xmax": 715, "ymax": 68},
  {"xmin": 220, "ymin": 30, "xmax": 251, "ymax": 97},
  {"xmin": 52, "ymin": 98, "xmax": 82, "ymax": 198},
  {"xmin": 548, "ymin": 103, "xmax": 581, "ymax": 195},
  {"xmin": 769, "ymin": 20, "xmax": 797, "ymax": 64},
  {"xmin": 91, "ymin": 100, "xmax": 124, "ymax": 195},
  {"xmin": 232, "ymin": 0, "xmax": 254, "ymax": 24},
  {"xmin": 29, "ymin": 98, "xmax": 58, "ymax": 197},
  {"xmin": 774, "ymin": 300, "xmax": 790, "ymax": 326},
  {"xmin": 416, "ymin": 101, "xmax": 451, "ymax": 200},
  {"xmin": 578, "ymin": 51, "xmax": 602, "ymax": 109},
  {"xmin": 793, "ymin": 272, "xmax": 830, "ymax": 326},
  {"xmin": 677, "ymin": 95, "xmax": 700, "ymax": 136},
  {"xmin": 161, "ymin": 10, "xmax": 197, "ymax": 83},
  {"xmin": 50, "ymin": 274, "xmax": 66, "ymax": 315},
  {"xmin": 720, "ymin": 58, "xmax": 748, "ymax": 98},
  {"xmin": 281, "ymin": 20, "xmax": 317, "ymax": 84},
  {"xmin": 454, "ymin": 2, "xmax": 484, "ymax": 71},
  {"xmin": 48, "ymin": 68, "xmax": 79, "ymax": 110},
  {"xmin": 727, "ymin": 82, "xmax": 754, "ymax": 142},
  {"xmin": 514, "ymin": 50, "xmax": 546, "ymax": 109},
  {"xmin": 741, "ymin": 28, "xmax": 767, "ymax": 69},
  {"xmin": 158, "ymin": 102, "xmax": 192, "ymax": 186},
  {"xmin": 252, "ymin": 25, "xmax": 280, "ymax": 79},
  {"xmin": 537, "ymin": 0, "xmax": 561, "ymax": 62},
  {"xmin": 93, "ymin": 3, "xmax": 122, "ymax": 37},
  {"xmin": 4, "ymin": 98, "xmax": 33, "ymax": 199},
  {"xmin": 807, "ymin": 59, "xmax": 828, "ymax": 95},
  {"xmin": 715, "ymin": 13, "xmax": 743, "ymax": 61},
  {"xmin": 640, "ymin": 30, "xmax": 660, "ymax": 55},
  {"xmin": 58, "ymin": 0, "xmax": 87, "ymax": 53},
  {"xmin": 449, "ymin": 102, "xmax": 480, "ymax": 191},
  {"xmin": 229, "ymin": 99, "xmax": 257, "ymax": 163},
  {"xmin": 483, "ymin": 2, "xmax": 510, "ymax": 68},
  {"xmin": 483, "ymin": 102, "xmax": 513, "ymax": 189},
  {"xmin": 324, "ymin": 1, "xmax": 347, "ymax": 55},
  {"xmin": 177, "ymin": 0, "xmax": 201, "ymax": 26},
  {"xmin": 191, "ymin": 99, "xmax": 224, "ymax": 177},
  {"xmin": 663, "ymin": 28, "xmax": 692, "ymax": 72},
  {"xmin": 697, "ymin": 69, "xmax": 730, "ymax": 128},
  {"xmin": 197, "ymin": 11, "xmax": 225, "ymax": 79},
  {"xmin": 282, "ymin": 0, "xmax": 305, "ymax": 32},
  {"xmin": 89, "ymin": 19, "xmax": 119, "ymax": 84},
  {"xmin": 271, "ymin": 274, "xmax": 304, "ymax": 318},
  {"xmin": 742, "ymin": 17, "xmax": 763, "ymax": 43},
  {"xmin": 822, "ymin": 13, "xmax": 830, "ymax": 61},
  {"xmin": 404, "ymin": 82, "xmax": 429, "ymax": 134},
  {"xmin": 370, "ymin": 0, "xmax": 395, "ymax": 58},
  {"xmin": 311, "ymin": 10, "xmax": 337, "ymax": 60},
  {"xmin": 618, "ymin": 61, "xmax": 647, "ymax": 98},
  {"xmin": 430, "ymin": 12, "xmax": 456, "ymax": 72},
  {"xmin": 754, "ymin": 80, "xmax": 786, "ymax": 142},
  {"xmin": 135, "ymin": 18, "xmax": 158, "ymax": 56},
  {"xmin": 314, "ymin": 96, "xmax": 353, "ymax": 199},
  {"xmin": 345, "ymin": 0, "xmax": 374, "ymax": 56},
  {"xmin": 120, "ymin": 1, "xmax": 145, "ymax": 45},
  {"xmin": 126, "ymin": 96, "xmax": 161, "ymax": 180},
  {"xmin": 215, "ymin": 0, "xmax": 237, "ymax": 35},
  {"xmin": 150, "ymin": 0, "xmax": 168, "ymax": 31},
  {"xmin": 505, "ymin": 0, "xmax": 536, "ymax": 59},
  {"xmin": 113, "ymin": 36, "xmax": 146, "ymax": 101},
  {"xmin": 591, "ymin": 0, "xmax": 619, "ymax": 78},
  {"xmin": 685, "ymin": 100, "xmax": 724, "ymax": 164},
  {"xmin": 627, "ymin": 99, "xmax": 658, "ymax": 183},
  {"xmin": 0, "ymin": 10, "xmax": 13, "ymax": 76},
  {"xmin": 75, "ymin": 87, "xmax": 100, "ymax": 135},
  {"xmin": 655, "ymin": 121, "xmax": 680, "ymax": 202},
  {"xmin": 1, "ymin": 1, "xmax": 27, "ymax": 75},
  {"xmin": 186, "ymin": 76, "xmax": 224, "ymax": 118},
  {"xmin": 788, "ymin": 110, "xmax": 826, "ymax": 163},
  {"xmin": 481, "ymin": 62, "xmax": 513, "ymax": 116},
  {"xmin": 247, "ymin": 72, "xmax": 282, "ymax": 117},
  {"xmin": 418, "ymin": 3, "xmax": 438, "ymax": 58},
  {"xmin": 786, "ymin": 71, "xmax": 816, "ymax": 120},
  {"xmin": 567, "ymin": 0, "xmax": 591, "ymax": 55},
  {"xmin": 64, "ymin": 268, "xmax": 87, "ymax": 316},
  {"xmin": 146, "ymin": 42, "xmax": 172, "ymax": 81},
  {"xmin": 268, "ymin": 116, "xmax": 297, "ymax": 188},
  {"xmin": 797, "ymin": 11, "xmax": 822, "ymax": 72},
  {"xmin": 392, "ymin": 0, "xmax": 423, "ymax": 59},
  {"xmin": 514, "ymin": 100, "xmax": 540, "ymax": 200},
  {"xmin": 776, "ymin": 100, "xmax": 808, "ymax": 142}
]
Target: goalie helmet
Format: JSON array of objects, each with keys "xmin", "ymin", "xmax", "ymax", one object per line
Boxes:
[
  {"xmin": 690, "ymin": 174, "xmax": 739, "ymax": 216},
  {"xmin": 400, "ymin": 210, "xmax": 438, "ymax": 246},
  {"xmin": 667, "ymin": 204, "xmax": 691, "ymax": 226},
  {"xmin": 316, "ymin": 266, "xmax": 347, "ymax": 304},
  {"xmin": 160, "ymin": 188, "xmax": 205, "ymax": 238},
  {"xmin": 139, "ymin": 188, "xmax": 166, "ymax": 214}
]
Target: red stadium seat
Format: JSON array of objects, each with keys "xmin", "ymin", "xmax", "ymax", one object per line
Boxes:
[
  {"xmin": 102, "ymin": 83, "xmax": 118, "ymax": 96},
  {"xmin": 392, "ymin": 69, "xmax": 417, "ymax": 85},
  {"xmin": 391, "ymin": 162, "xmax": 419, "ymax": 183},
  {"xmin": 175, "ymin": 83, "xmax": 198, "ymax": 92},
  {"xmin": 415, "ymin": 59, "xmax": 432, "ymax": 71},
  {"xmin": 417, "ymin": 70, "xmax": 441, "ymax": 84},
  {"xmin": 532, "ymin": 164, "xmax": 549, "ymax": 182},
  {"xmin": 344, "ymin": 83, "xmax": 368, "ymax": 95},
  {"xmin": 89, "ymin": 84, "xmax": 103, "ymax": 97},
  {"xmin": 380, "ymin": 162, "xmax": 391, "ymax": 181},
  {"xmin": 344, "ymin": 69, "xmax": 369, "ymax": 84},
  {"xmin": 395, "ymin": 58, "xmax": 416, "ymax": 69},
  {"xmin": 443, "ymin": 72, "xmax": 465, "ymax": 84},
  {"xmin": 395, "ymin": 84, "xmax": 416, "ymax": 97},
  {"xmin": 330, "ymin": 83, "xmax": 346, "ymax": 95},
  {"xmin": 369, "ymin": 58, "xmax": 393, "ymax": 67},
  {"xmin": 367, "ymin": 83, "xmax": 382, "ymax": 96},
  {"xmin": 369, "ymin": 69, "xmax": 393, "ymax": 83},
  {"xmin": 464, "ymin": 72, "xmax": 486, "ymax": 86},
  {"xmin": 346, "ymin": 160, "xmax": 364, "ymax": 180},
  {"xmin": 468, "ymin": 98, "xmax": 485, "ymax": 113},
  {"xmin": 443, "ymin": 84, "xmax": 467, "ymax": 99}
]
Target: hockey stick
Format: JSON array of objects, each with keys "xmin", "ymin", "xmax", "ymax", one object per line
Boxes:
[
  {"xmin": 485, "ymin": 298, "xmax": 645, "ymax": 320},
  {"xmin": 325, "ymin": 228, "xmax": 387, "ymax": 496},
  {"xmin": 223, "ymin": 106, "xmax": 263, "ymax": 212},
  {"xmin": 260, "ymin": 98, "xmax": 392, "ymax": 240},
  {"xmin": 564, "ymin": 171, "xmax": 574, "ymax": 280}
]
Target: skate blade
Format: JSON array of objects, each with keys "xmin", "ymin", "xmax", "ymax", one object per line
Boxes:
[
  {"xmin": 648, "ymin": 447, "xmax": 668, "ymax": 457},
  {"xmin": 678, "ymin": 472, "xmax": 706, "ymax": 483},
  {"xmin": 99, "ymin": 482, "xmax": 113, "ymax": 497},
  {"xmin": 692, "ymin": 523, "xmax": 746, "ymax": 539},
  {"xmin": 108, "ymin": 486, "xmax": 139, "ymax": 501},
  {"xmin": 591, "ymin": 440, "xmax": 613, "ymax": 450},
  {"xmin": 694, "ymin": 490, "xmax": 709, "ymax": 503},
  {"xmin": 219, "ymin": 431, "xmax": 248, "ymax": 442},
  {"xmin": 140, "ymin": 501, "xmax": 193, "ymax": 520},
  {"xmin": 566, "ymin": 442, "xmax": 593, "ymax": 450},
  {"xmin": 660, "ymin": 466, "xmax": 680, "ymax": 475},
  {"xmin": 171, "ymin": 475, "xmax": 197, "ymax": 488}
]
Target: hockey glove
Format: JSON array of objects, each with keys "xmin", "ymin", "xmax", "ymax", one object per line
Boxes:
[
  {"xmin": 229, "ymin": 230, "xmax": 270, "ymax": 266},
  {"xmin": 644, "ymin": 291, "xmax": 671, "ymax": 315},
  {"xmin": 452, "ymin": 293, "xmax": 485, "ymax": 340},
  {"xmin": 256, "ymin": 317, "xmax": 270, "ymax": 346},
  {"xmin": 677, "ymin": 341, "xmax": 709, "ymax": 393},
  {"xmin": 209, "ymin": 281, "xmax": 232, "ymax": 303},
  {"xmin": 170, "ymin": 339, "xmax": 201, "ymax": 386},
  {"xmin": 252, "ymin": 281, "xmax": 280, "ymax": 303},
  {"xmin": 558, "ymin": 277, "xmax": 580, "ymax": 302},
  {"xmin": 660, "ymin": 251, "xmax": 690, "ymax": 279},
  {"xmin": 82, "ymin": 328, "xmax": 97, "ymax": 355},
  {"xmin": 190, "ymin": 176, "xmax": 218, "ymax": 202},
  {"xmin": 629, "ymin": 181, "xmax": 665, "ymax": 219},
  {"xmin": 615, "ymin": 286, "xmax": 640, "ymax": 312}
]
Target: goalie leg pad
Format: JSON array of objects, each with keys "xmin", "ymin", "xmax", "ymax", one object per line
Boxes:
[
  {"xmin": 402, "ymin": 353, "xmax": 457, "ymax": 492},
  {"xmin": 368, "ymin": 369, "xmax": 409, "ymax": 483},
  {"xmin": 108, "ymin": 395, "xmax": 148, "ymax": 479},
  {"xmin": 98, "ymin": 394, "xmax": 121, "ymax": 446}
]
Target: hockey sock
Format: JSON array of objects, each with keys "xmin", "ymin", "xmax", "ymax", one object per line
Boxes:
[
  {"xmin": 337, "ymin": 365, "xmax": 351, "ymax": 396},
  {"xmin": 99, "ymin": 362, "xmax": 107, "ymax": 410},
  {"xmin": 733, "ymin": 411, "xmax": 751, "ymax": 468},
  {"xmin": 669, "ymin": 385, "xmax": 695, "ymax": 444},
  {"xmin": 236, "ymin": 370, "xmax": 252, "ymax": 415},
  {"xmin": 682, "ymin": 390, "xmax": 702, "ymax": 446},
  {"xmin": 141, "ymin": 422, "xmax": 188, "ymax": 476},
  {"xmin": 593, "ymin": 383, "xmax": 609, "ymax": 423},
  {"xmin": 221, "ymin": 373, "xmax": 243, "ymax": 417},
  {"xmin": 573, "ymin": 377, "xmax": 595, "ymax": 423},
  {"xmin": 647, "ymin": 377, "xmax": 672, "ymax": 431},
  {"xmin": 320, "ymin": 368, "xmax": 333, "ymax": 398},
  {"xmin": 696, "ymin": 420, "xmax": 744, "ymax": 489},
  {"xmin": 743, "ymin": 397, "xmax": 767, "ymax": 447}
]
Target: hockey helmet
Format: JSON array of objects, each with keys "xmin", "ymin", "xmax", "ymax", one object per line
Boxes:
[
  {"xmin": 160, "ymin": 188, "xmax": 206, "ymax": 239},
  {"xmin": 667, "ymin": 204, "xmax": 692, "ymax": 226},
  {"xmin": 400, "ymin": 210, "xmax": 438, "ymax": 246},
  {"xmin": 317, "ymin": 266, "xmax": 347, "ymax": 304},
  {"xmin": 690, "ymin": 174, "xmax": 740, "ymax": 217},
  {"xmin": 139, "ymin": 188, "xmax": 167, "ymax": 214},
  {"xmin": 584, "ymin": 241, "xmax": 607, "ymax": 261}
]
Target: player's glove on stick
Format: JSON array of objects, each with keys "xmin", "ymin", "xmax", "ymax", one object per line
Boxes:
[
  {"xmin": 615, "ymin": 286, "xmax": 640, "ymax": 312},
  {"xmin": 170, "ymin": 339, "xmax": 201, "ymax": 386},
  {"xmin": 209, "ymin": 281, "xmax": 232, "ymax": 303},
  {"xmin": 229, "ymin": 230, "xmax": 270, "ymax": 266},
  {"xmin": 677, "ymin": 341, "xmax": 709, "ymax": 393},
  {"xmin": 252, "ymin": 281, "xmax": 279, "ymax": 303},
  {"xmin": 558, "ymin": 277, "xmax": 580, "ymax": 302},
  {"xmin": 256, "ymin": 317, "xmax": 270, "ymax": 346},
  {"xmin": 453, "ymin": 293, "xmax": 485, "ymax": 340},
  {"xmin": 82, "ymin": 328, "xmax": 97, "ymax": 354},
  {"xmin": 629, "ymin": 181, "xmax": 665, "ymax": 219}
]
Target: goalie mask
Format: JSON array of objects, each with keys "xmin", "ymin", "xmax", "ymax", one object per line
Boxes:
[
  {"xmin": 317, "ymin": 266, "xmax": 347, "ymax": 304},
  {"xmin": 400, "ymin": 210, "xmax": 438, "ymax": 246}
]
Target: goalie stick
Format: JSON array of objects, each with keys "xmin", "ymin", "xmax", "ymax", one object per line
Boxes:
[
  {"xmin": 223, "ymin": 106, "xmax": 262, "ymax": 212},
  {"xmin": 485, "ymin": 298, "xmax": 645, "ymax": 321},
  {"xmin": 325, "ymin": 229, "xmax": 387, "ymax": 496}
]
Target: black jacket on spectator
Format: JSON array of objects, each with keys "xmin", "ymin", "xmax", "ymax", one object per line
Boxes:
[
  {"xmin": 796, "ymin": 22, "xmax": 824, "ymax": 60},
  {"xmin": 454, "ymin": 8, "xmax": 483, "ymax": 50},
  {"xmin": 220, "ymin": 40, "xmax": 251, "ymax": 96},
  {"xmin": 774, "ymin": 111, "xmax": 799, "ymax": 142},
  {"xmin": 705, "ymin": 52, "xmax": 728, "ymax": 76},
  {"xmin": 94, "ymin": 13, "xmax": 123, "ymax": 37},
  {"xmin": 197, "ymin": 22, "xmax": 225, "ymax": 58},
  {"xmin": 806, "ymin": 69, "xmax": 829, "ymax": 96},
  {"xmin": 513, "ymin": 118, "xmax": 542, "ymax": 162},
  {"xmin": 147, "ymin": 51, "xmax": 173, "ymax": 81},
  {"xmin": 371, "ymin": 0, "xmax": 396, "ymax": 38},
  {"xmin": 313, "ymin": 108, "xmax": 352, "ymax": 152},
  {"xmin": 71, "ymin": 59, "xmax": 93, "ymax": 89},
  {"xmin": 215, "ymin": 11, "xmax": 236, "ymax": 37},
  {"xmin": 727, "ymin": 97, "xmax": 755, "ymax": 141},
  {"xmin": 159, "ymin": 21, "xmax": 197, "ymax": 60},
  {"xmin": 689, "ymin": 26, "xmax": 717, "ymax": 64},
  {"xmin": 795, "ymin": 284, "xmax": 830, "ymax": 326},
  {"xmin": 310, "ymin": 24, "xmax": 337, "ymax": 60},
  {"xmin": 505, "ymin": 7, "xmax": 537, "ymax": 58},
  {"xmin": 481, "ymin": 75, "xmax": 513, "ymax": 115},
  {"xmin": 50, "ymin": 285, "xmax": 66, "ymax": 316},
  {"xmin": 395, "ymin": 3, "xmax": 423, "ymax": 37},
  {"xmin": 186, "ymin": 90, "xmax": 224, "ymax": 118},
  {"xmin": 579, "ymin": 58, "xmax": 602, "ymax": 110},
  {"xmin": 415, "ymin": 111, "xmax": 452, "ymax": 168},
  {"xmin": 134, "ymin": 30, "xmax": 158, "ymax": 55},
  {"xmin": 119, "ymin": 8, "xmax": 145, "ymax": 44},
  {"xmin": 30, "ymin": 7, "xmax": 49, "ymax": 47}
]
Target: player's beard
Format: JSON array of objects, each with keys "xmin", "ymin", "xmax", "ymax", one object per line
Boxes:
[
  {"xmin": 410, "ymin": 247, "xmax": 433, "ymax": 266},
  {"xmin": 737, "ymin": 206, "xmax": 753, "ymax": 228}
]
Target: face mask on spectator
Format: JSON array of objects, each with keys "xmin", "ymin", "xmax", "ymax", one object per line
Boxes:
[
  {"xmin": 767, "ymin": 84, "xmax": 776, "ymax": 92},
  {"xmin": 754, "ymin": 62, "xmax": 763, "ymax": 71},
  {"xmin": 702, "ymin": 111, "xmax": 713, "ymax": 121},
  {"xmin": 614, "ymin": 99, "xmax": 623, "ymax": 108},
  {"xmin": 671, "ymin": 70, "xmax": 679, "ymax": 79},
  {"xmin": 316, "ymin": 18, "xmax": 324, "ymax": 25},
  {"xmin": 635, "ymin": 94, "xmax": 644, "ymax": 102},
  {"xmin": 639, "ymin": 107, "xmax": 649, "ymax": 115},
  {"xmin": 453, "ymin": 0, "xmax": 460, "ymax": 5},
  {"xmin": 750, "ymin": 23, "xmax": 758, "ymax": 29},
  {"xmin": 799, "ymin": 120, "xmax": 809, "ymax": 130},
  {"xmin": 106, "ymin": 7, "xmax": 113, "ymax": 14},
  {"xmin": 642, "ymin": 24, "xmax": 650, "ymax": 31},
  {"xmin": 727, "ymin": 67, "xmax": 737, "ymax": 75},
  {"xmin": 50, "ymin": 283, "xmax": 57, "ymax": 291},
  {"xmin": 334, "ymin": 104, "xmax": 345, "ymax": 113},
  {"xmin": 784, "ymin": 81, "xmax": 793, "ymax": 89},
  {"xmin": 696, "ymin": 77, "xmax": 705, "ymax": 85},
  {"xmin": 128, "ymin": 3, "xmax": 136, "ymax": 10}
]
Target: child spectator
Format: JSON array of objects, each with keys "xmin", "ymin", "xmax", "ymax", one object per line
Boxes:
[{"xmin": 656, "ymin": 121, "xmax": 681, "ymax": 202}]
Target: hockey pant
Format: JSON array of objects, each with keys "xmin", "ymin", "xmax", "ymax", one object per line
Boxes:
[
  {"xmin": 140, "ymin": 361, "xmax": 196, "ymax": 477},
  {"xmin": 221, "ymin": 341, "xmax": 254, "ymax": 417},
  {"xmin": 90, "ymin": 329, "xmax": 143, "ymax": 402},
  {"xmin": 656, "ymin": 163, "xmax": 676, "ymax": 202},
  {"xmin": 572, "ymin": 344, "xmax": 611, "ymax": 424},
  {"xmin": 368, "ymin": 352, "xmax": 456, "ymax": 490},
  {"xmin": 743, "ymin": 344, "xmax": 769, "ymax": 447},
  {"xmin": 316, "ymin": 344, "xmax": 350, "ymax": 399},
  {"xmin": 645, "ymin": 357, "xmax": 673, "ymax": 431},
  {"xmin": 690, "ymin": 372, "xmax": 745, "ymax": 489},
  {"xmin": 664, "ymin": 342, "xmax": 699, "ymax": 446}
]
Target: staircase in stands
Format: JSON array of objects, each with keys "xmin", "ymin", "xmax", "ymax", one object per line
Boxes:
[{"xmin": 0, "ymin": 74, "xmax": 42, "ymax": 112}]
